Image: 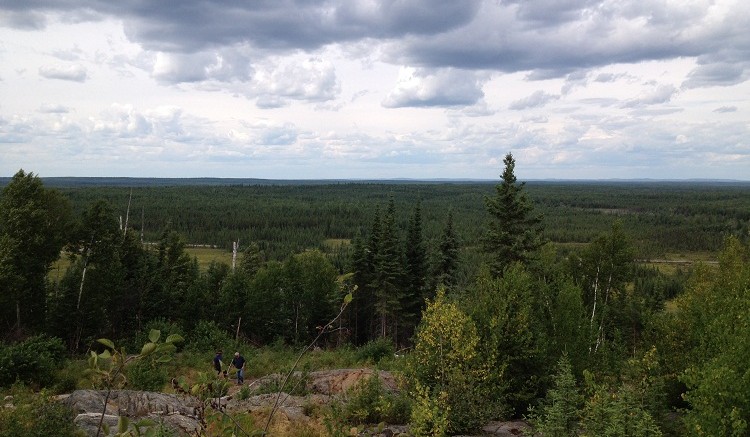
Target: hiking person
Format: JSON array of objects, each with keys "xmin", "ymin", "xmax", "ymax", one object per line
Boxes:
[
  {"xmin": 213, "ymin": 350, "xmax": 226, "ymax": 378},
  {"xmin": 231, "ymin": 351, "xmax": 246, "ymax": 385}
]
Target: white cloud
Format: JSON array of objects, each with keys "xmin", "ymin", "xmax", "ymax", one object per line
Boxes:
[
  {"xmin": 383, "ymin": 67, "xmax": 486, "ymax": 108},
  {"xmin": 38, "ymin": 64, "xmax": 87, "ymax": 82}
]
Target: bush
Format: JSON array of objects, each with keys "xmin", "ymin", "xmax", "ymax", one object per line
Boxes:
[
  {"xmin": 0, "ymin": 335, "xmax": 66, "ymax": 388},
  {"xmin": 127, "ymin": 359, "xmax": 169, "ymax": 391},
  {"xmin": 0, "ymin": 391, "xmax": 80, "ymax": 437},
  {"xmin": 405, "ymin": 289, "xmax": 493, "ymax": 434},
  {"xmin": 343, "ymin": 374, "xmax": 411, "ymax": 425},
  {"xmin": 187, "ymin": 320, "xmax": 235, "ymax": 353},
  {"xmin": 355, "ymin": 338, "xmax": 395, "ymax": 364},
  {"xmin": 129, "ymin": 319, "xmax": 185, "ymax": 353}
]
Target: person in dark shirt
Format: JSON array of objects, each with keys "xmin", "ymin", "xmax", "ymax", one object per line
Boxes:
[
  {"xmin": 213, "ymin": 351, "xmax": 226, "ymax": 378},
  {"xmin": 231, "ymin": 351, "xmax": 246, "ymax": 385}
]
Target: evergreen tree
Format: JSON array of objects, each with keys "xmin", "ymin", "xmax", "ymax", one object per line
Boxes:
[
  {"xmin": 434, "ymin": 210, "xmax": 459, "ymax": 289},
  {"xmin": 526, "ymin": 354, "xmax": 581, "ymax": 437},
  {"xmin": 0, "ymin": 170, "xmax": 71, "ymax": 335},
  {"xmin": 403, "ymin": 202, "xmax": 428, "ymax": 339},
  {"xmin": 239, "ymin": 242, "xmax": 264, "ymax": 277},
  {"xmin": 483, "ymin": 153, "xmax": 544, "ymax": 276},
  {"xmin": 373, "ymin": 197, "xmax": 404, "ymax": 340}
]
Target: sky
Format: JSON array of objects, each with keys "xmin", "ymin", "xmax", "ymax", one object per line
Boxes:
[{"xmin": 0, "ymin": 1, "xmax": 749, "ymax": 180}]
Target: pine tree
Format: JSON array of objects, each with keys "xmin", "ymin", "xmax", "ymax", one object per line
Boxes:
[
  {"xmin": 403, "ymin": 202, "xmax": 428, "ymax": 337},
  {"xmin": 434, "ymin": 210, "xmax": 459, "ymax": 289},
  {"xmin": 373, "ymin": 197, "xmax": 404, "ymax": 340},
  {"xmin": 483, "ymin": 153, "xmax": 544, "ymax": 277},
  {"xmin": 239, "ymin": 241, "xmax": 264, "ymax": 277}
]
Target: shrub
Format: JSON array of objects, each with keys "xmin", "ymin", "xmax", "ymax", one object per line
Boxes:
[
  {"xmin": 130, "ymin": 319, "xmax": 185, "ymax": 353},
  {"xmin": 0, "ymin": 335, "xmax": 66, "ymax": 388},
  {"xmin": 355, "ymin": 338, "xmax": 395, "ymax": 364},
  {"xmin": 343, "ymin": 373, "xmax": 410, "ymax": 425},
  {"xmin": 188, "ymin": 320, "xmax": 235, "ymax": 353},
  {"xmin": 525, "ymin": 354, "xmax": 581, "ymax": 437},
  {"xmin": 127, "ymin": 359, "xmax": 169, "ymax": 391},
  {"xmin": 0, "ymin": 391, "xmax": 79, "ymax": 437}
]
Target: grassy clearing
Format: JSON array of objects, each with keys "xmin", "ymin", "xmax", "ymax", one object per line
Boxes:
[
  {"xmin": 186, "ymin": 246, "xmax": 234, "ymax": 270},
  {"xmin": 322, "ymin": 238, "xmax": 350, "ymax": 249}
]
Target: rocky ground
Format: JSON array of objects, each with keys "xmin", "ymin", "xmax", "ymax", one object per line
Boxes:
[{"xmin": 57, "ymin": 368, "xmax": 528, "ymax": 436}]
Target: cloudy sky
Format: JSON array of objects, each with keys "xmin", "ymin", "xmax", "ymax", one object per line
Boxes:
[{"xmin": 1, "ymin": 0, "xmax": 748, "ymax": 180}]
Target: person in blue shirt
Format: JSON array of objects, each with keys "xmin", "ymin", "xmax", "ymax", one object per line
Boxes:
[{"xmin": 231, "ymin": 351, "xmax": 246, "ymax": 385}]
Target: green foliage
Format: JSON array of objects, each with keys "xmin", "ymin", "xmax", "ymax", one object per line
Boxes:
[
  {"xmin": 0, "ymin": 390, "xmax": 80, "ymax": 437},
  {"xmin": 405, "ymin": 288, "xmax": 493, "ymax": 434},
  {"xmin": 579, "ymin": 348, "xmax": 665, "ymax": 437},
  {"xmin": 0, "ymin": 170, "xmax": 72, "ymax": 333},
  {"xmin": 433, "ymin": 209, "xmax": 460, "ymax": 289},
  {"xmin": 0, "ymin": 335, "xmax": 66, "ymax": 388},
  {"xmin": 355, "ymin": 338, "xmax": 395, "ymax": 364},
  {"xmin": 342, "ymin": 374, "xmax": 411, "ymax": 425},
  {"xmin": 187, "ymin": 320, "xmax": 235, "ymax": 353},
  {"xmin": 466, "ymin": 265, "xmax": 544, "ymax": 415},
  {"xmin": 409, "ymin": 381, "xmax": 449, "ymax": 437},
  {"xmin": 677, "ymin": 237, "xmax": 750, "ymax": 436},
  {"xmin": 126, "ymin": 359, "xmax": 168, "ymax": 391},
  {"xmin": 525, "ymin": 354, "xmax": 581, "ymax": 437},
  {"xmin": 130, "ymin": 319, "xmax": 185, "ymax": 353},
  {"xmin": 483, "ymin": 153, "xmax": 545, "ymax": 276}
]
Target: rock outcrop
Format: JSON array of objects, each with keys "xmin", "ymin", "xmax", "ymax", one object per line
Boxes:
[{"xmin": 61, "ymin": 389, "xmax": 202, "ymax": 436}]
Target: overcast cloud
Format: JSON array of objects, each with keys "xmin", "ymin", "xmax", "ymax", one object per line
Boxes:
[{"xmin": 0, "ymin": 0, "xmax": 748, "ymax": 179}]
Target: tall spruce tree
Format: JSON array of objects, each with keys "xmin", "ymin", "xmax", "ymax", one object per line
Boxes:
[
  {"xmin": 403, "ymin": 202, "xmax": 428, "ymax": 337},
  {"xmin": 483, "ymin": 153, "xmax": 544, "ymax": 276},
  {"xmin": 373, "ymin": 197, "xmax": 404, "ymax": 340},
  {"xmin": 434, "ymin": 210, "xmax": 459, "ymax": 289}
]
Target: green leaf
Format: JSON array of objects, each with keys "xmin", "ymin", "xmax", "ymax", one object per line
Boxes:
[
  {"xmin": 98, "ymin": 349, "xmax": 112, "ymax": 359},
  {"xmin": 97, "ymin": 338, "xmax": 115, "ymax": 349},
  {"xmin": 165, "ymin": 333, "xmax": 184, "ymax": 344},
  {"xmin": 148, "ymin": 329, "xmax": 160, "ymax": 343},
  {"xmin": 141, "ymin": 342, "xmax": 157, "ymax": 356},
  {"xmin": 118, "ymin": 416, "xmax": 130, "ymax": 433},
  {"xmin": 156, "ymin": 355, "xmax": 172, "ymax": 363},
  {"xmin": 344, "ymin": 292, "xmax": 353, "ymax": 304}
]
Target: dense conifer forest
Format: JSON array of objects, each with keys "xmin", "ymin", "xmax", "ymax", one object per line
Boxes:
[{"xmin": 1, "ymin": 162, "xmax": 750, "ymax": 436}]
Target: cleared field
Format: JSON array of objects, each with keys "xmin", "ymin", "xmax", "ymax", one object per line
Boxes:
[{"xmin": 186, "ymin": 246, "xmax": 233, "ymax": 270}]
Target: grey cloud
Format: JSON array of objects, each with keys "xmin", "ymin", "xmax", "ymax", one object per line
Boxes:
[
  {"xmin": 3, "ymin": 0, "xmax": 480, "ymax": 52},
  {"xmin": 509, "ymin": 91, "xmax": 559, "ymax": 110},
  {"xmin": 395, "ymin": 0, "xmax": 745, "ymax": 77},
  {"xmin": 5, "ymin": 0, "xmax": 747, "ymax": 82},
  {"xmin": 382, "ymin": 68, "xmax": 486, "ymax": 108},
  {"xmin": 503, "ymin": 0, "xmax": 598, "ymax": 25},
  {"xmin": 714, "ymin": 106, "xmax": 737, "ymax": 113},
  {"xmin": 623, "ymin": 84, "xmax": 677, "ymax": 107},
  {"xmin": 38, "ymin": 64, "xmax": 87, "ymax": 82},
  {"xmin": 682, "ymin": 60, "xmax": 749, "ymax": 89},
  {"xmin": 0, "ymin": 10, "xmax": 47, "ymax": 29}
]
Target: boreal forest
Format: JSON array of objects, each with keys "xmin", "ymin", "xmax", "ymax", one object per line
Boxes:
[{"xmin": 1, "ymin": 154, "xmax": 750, "ymax": 436}]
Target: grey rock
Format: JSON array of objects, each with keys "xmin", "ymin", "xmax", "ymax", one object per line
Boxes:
[{"xmin": 63, "ymin": 390, "xmax": 202, "ymax": 436}]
